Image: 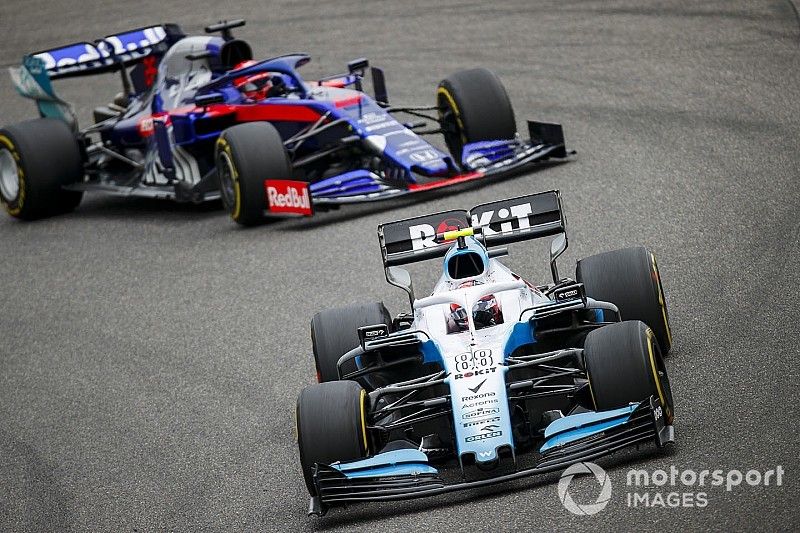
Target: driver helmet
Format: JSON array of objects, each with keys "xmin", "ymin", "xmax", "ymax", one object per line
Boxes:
[
  {"xmin": 233, "ymin": 60, "xmax": 273, "ymax": 101},
  {"xmin": 448, "ymin": 303, "xmax": 469, "ymax": 333},
  {"xmin": 472, "ymin": 294, "xmax": 503, "ymax": 330}
]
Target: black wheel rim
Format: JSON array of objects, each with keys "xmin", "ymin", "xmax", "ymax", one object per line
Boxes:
[
  {"xmin": 0, "ymin": 148, "xmax": 20, "ymax": 202},
  {"xmin": 437, "ymin": 96, "xmax": 463, "ymax": 159},
  {"xmin": 217, "ymin": 152, "xmax": 236, "ymax": 212}
]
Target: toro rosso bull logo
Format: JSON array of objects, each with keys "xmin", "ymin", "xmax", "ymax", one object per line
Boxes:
[{"xmin": 265, "ymin": 180, "xmax": 313, "ymax": 216}]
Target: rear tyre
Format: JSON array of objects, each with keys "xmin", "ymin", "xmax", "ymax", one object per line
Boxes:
[
  {"xmin": 0, "ymin": 118, "xmax": 83, "ymax": 220},
  {"xmin": 311, "ymin": 302, "xmax": 392, "ymax": 382},
  {"xmin": 215, "ymin": 122, "xmax": 292, "ymax": 226},
  {"xmin": 583, "ymin": 321, "xmax": 673, "ymax": 423},
  {"xmin": 437, "ymin": 68, "xmax": 517, "ymax": 161},
  {"xmin": 296, "ymin": 380, "xmax": 369, "ymax": 494},
  {"xmin": 576, "ymin": 246, "xmax": 672, "ymax": 354}
]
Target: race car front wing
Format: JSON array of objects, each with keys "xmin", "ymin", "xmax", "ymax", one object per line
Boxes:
[
  {"xmin": 310, "ymin": 127, "xmax": 574, "ymax": 207},
  {"xmin": 307, "ymin": 396, "xmax": 673, "ymax": 516},
  {"xmin": 265, "ymin": 121, "xmax": 575, "ymax": 216}
]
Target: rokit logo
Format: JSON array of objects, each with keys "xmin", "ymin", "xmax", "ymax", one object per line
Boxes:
[
  {"xmin": 454, "ymin": 367, "xmax": 498, "ymax": 380},
  {"xmin": 264, "ymin": 180, "xmax": 312, "ymax": 216},
  {"xmin": 407, "ymin": 201, "xmax": 537, "ymax": 250},
  {"xmin": 408, "ymin": 218, "xmax": 467, "ymax": 250},
  {"xmin": 471, "ymin": 202, "xmax": 534, "ymax": 236}
]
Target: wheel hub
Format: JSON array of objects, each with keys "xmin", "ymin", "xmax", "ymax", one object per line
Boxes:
[
  {"xmin": 0, "ymin": 148, "xmax": 20, "ymax": 201},
  {"xmin": 217, "ymin": 152, "xmax": 236, "ymax": 210}
]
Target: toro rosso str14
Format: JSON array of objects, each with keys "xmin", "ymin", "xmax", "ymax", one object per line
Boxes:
[
  {"xmin": 0, "ymin": 19, "xmax": 572, "ymax": 223},
  {"xmin": 297, "ymin": 191, "xmax": 675, "ymax": 515}
]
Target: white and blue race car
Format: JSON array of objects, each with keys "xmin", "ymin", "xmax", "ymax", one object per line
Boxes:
[{"xmin": 296, "ymin": 190, "xmax": 675, "ymax": 515}]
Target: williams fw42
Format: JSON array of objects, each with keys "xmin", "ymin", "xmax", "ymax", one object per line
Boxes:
[
  {"xmin": 296, "ymin": 190, "xmax": 675, "ymax": 516},
  {"xmin": 0, "ymin": 19, "xmax": 572, "ymax": 223}
]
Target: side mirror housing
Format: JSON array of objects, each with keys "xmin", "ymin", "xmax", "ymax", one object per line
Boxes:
[
  {"xmin": 549, "ymin": 233, "xmax": 568, "ymax": 282},
  {"xmin": 386, "ymin": 266, "xmax": 415, "ymax": 309},
  {"xmin": 194, "ymin": 92, "xmax": 226, "ymax": 107},
  {"xmin": 347, "ymin": 57, "xmax": 369, "ymax": 74}
]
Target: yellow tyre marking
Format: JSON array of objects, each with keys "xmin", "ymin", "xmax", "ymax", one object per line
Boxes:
[
  {"xmin": 216, "ymin": 137, "xmax": 241, "ymax": 221},
  {"xmin": 0, "ymin": 134, "xmax": 24, "ymax": 215},
  {"xmin": 646, "ymin": 328, "xmax": 672, "ymax": 423},
  {"xmin": 650, "ymin": 252, "xmax": 673, "ymax": 347},
  {"xmin": 359, "ymin": 389, "xmax": 369, "ymax": 453},
  {"xmin": 436, "ymin": 87, "xmax": 468, "ymax": 145}
]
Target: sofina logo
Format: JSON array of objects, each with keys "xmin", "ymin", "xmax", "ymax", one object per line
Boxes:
[{"xmin": 558, "ymin": 462, "xmax": 612, "ymax": 516}]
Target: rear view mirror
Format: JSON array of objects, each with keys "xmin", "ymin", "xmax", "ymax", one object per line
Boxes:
[
  {"xmin": 194, "ymin": 92, "xmax": 225, "ymax": 107},
  {"xmin": 386, "ymin": 266, "xmax": 415, "ymax": 308},
  {"xmin": 347, "ymin": 57, "xmax": 369, "ymax": 74},
  {"xmin": 549, "ymin": 233, "xmax": 568, "ymax": 282}
]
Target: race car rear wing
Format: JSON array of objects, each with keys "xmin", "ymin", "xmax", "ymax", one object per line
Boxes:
[
  {"xmin": 378, "ymin": 190, "xmax": 568, "ymax": 304},
  {"xmin": 27, "ymin": 24, "xmax": 184, "ymax": 80},
  {"xmin": 8, "ymin": 24, "xmax": 184, "ymax": 127}
]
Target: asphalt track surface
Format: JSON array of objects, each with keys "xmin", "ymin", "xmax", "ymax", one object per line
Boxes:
[{"xmin": 1, "ymin": 1, "xmax": 799, "ymax": 531}]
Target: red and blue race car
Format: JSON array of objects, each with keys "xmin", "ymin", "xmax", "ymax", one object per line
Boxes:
[{"xmin": 0, "ymin": 19, "xmax": 573, "ymax": 224}]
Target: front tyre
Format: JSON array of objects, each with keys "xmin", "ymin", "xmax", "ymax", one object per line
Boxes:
[
  {"xmin": 583, "ymin": 321, "xmax": 674, "ymax": 424},
  {"xmin": 437, "ymin": 68, "xmax": 517, "ymax": 161},
  {"xmin": 0, "ymin": 118, "xmax": 83, "ymax": 220},
  {"xmin": 296, "ymin": 380, "xmax": 369, "ymax": 495},
  {"xmin": 577, "ymin": 246, "xmax": 673, "ymax": 354},
  {"xmin": 215, "ymin": 122, "xmax": 292, "ymax": 226}
]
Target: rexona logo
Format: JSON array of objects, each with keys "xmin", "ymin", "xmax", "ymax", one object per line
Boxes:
[
  {"xmin": 265, "ymin": 180, "xmax": 313, "ymax": 216},
  {"xmin": 461, "ymin": 392, "xmax": 496, "ymax": 402}
]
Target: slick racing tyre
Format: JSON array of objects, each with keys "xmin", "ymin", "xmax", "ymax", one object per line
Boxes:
[
  {"xmin": 576, "ymin": 246, "xmax": 673, "ymax": 354},
  {"xmin": 583, "ymin": 320, "xmax": 673, "ymax": 424},
  {"xmin": 215, "ymin": 121, "xmax": 292, "ymax": 226},
  {"xmin": 0, "ymin": 118, "xmax": 83, "ymax": 220},
  {"xmin": 296, "ymin": 380, "xmax": 369, "ymax": 494},
  {"xmin": 311, "ymin": 302, "xmax": 392, "ymax": 382},
  {"xmin": 437, "ymin": 68, "xmax": 517, "ymax": 161}
]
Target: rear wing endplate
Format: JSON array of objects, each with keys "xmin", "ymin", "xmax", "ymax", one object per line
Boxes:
[{"xmin": 9, "ymin": 24, "xmax": 184, "ymax": 127}]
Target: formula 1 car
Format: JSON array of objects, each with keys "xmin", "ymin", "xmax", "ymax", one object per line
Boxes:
[
  {"xmin": 296, "ymin": 190, "xmax": 674, "ymax": 515},
  {"xmin": 0, "ymin": 20, "xmax": 572, "ymax": 223}
]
